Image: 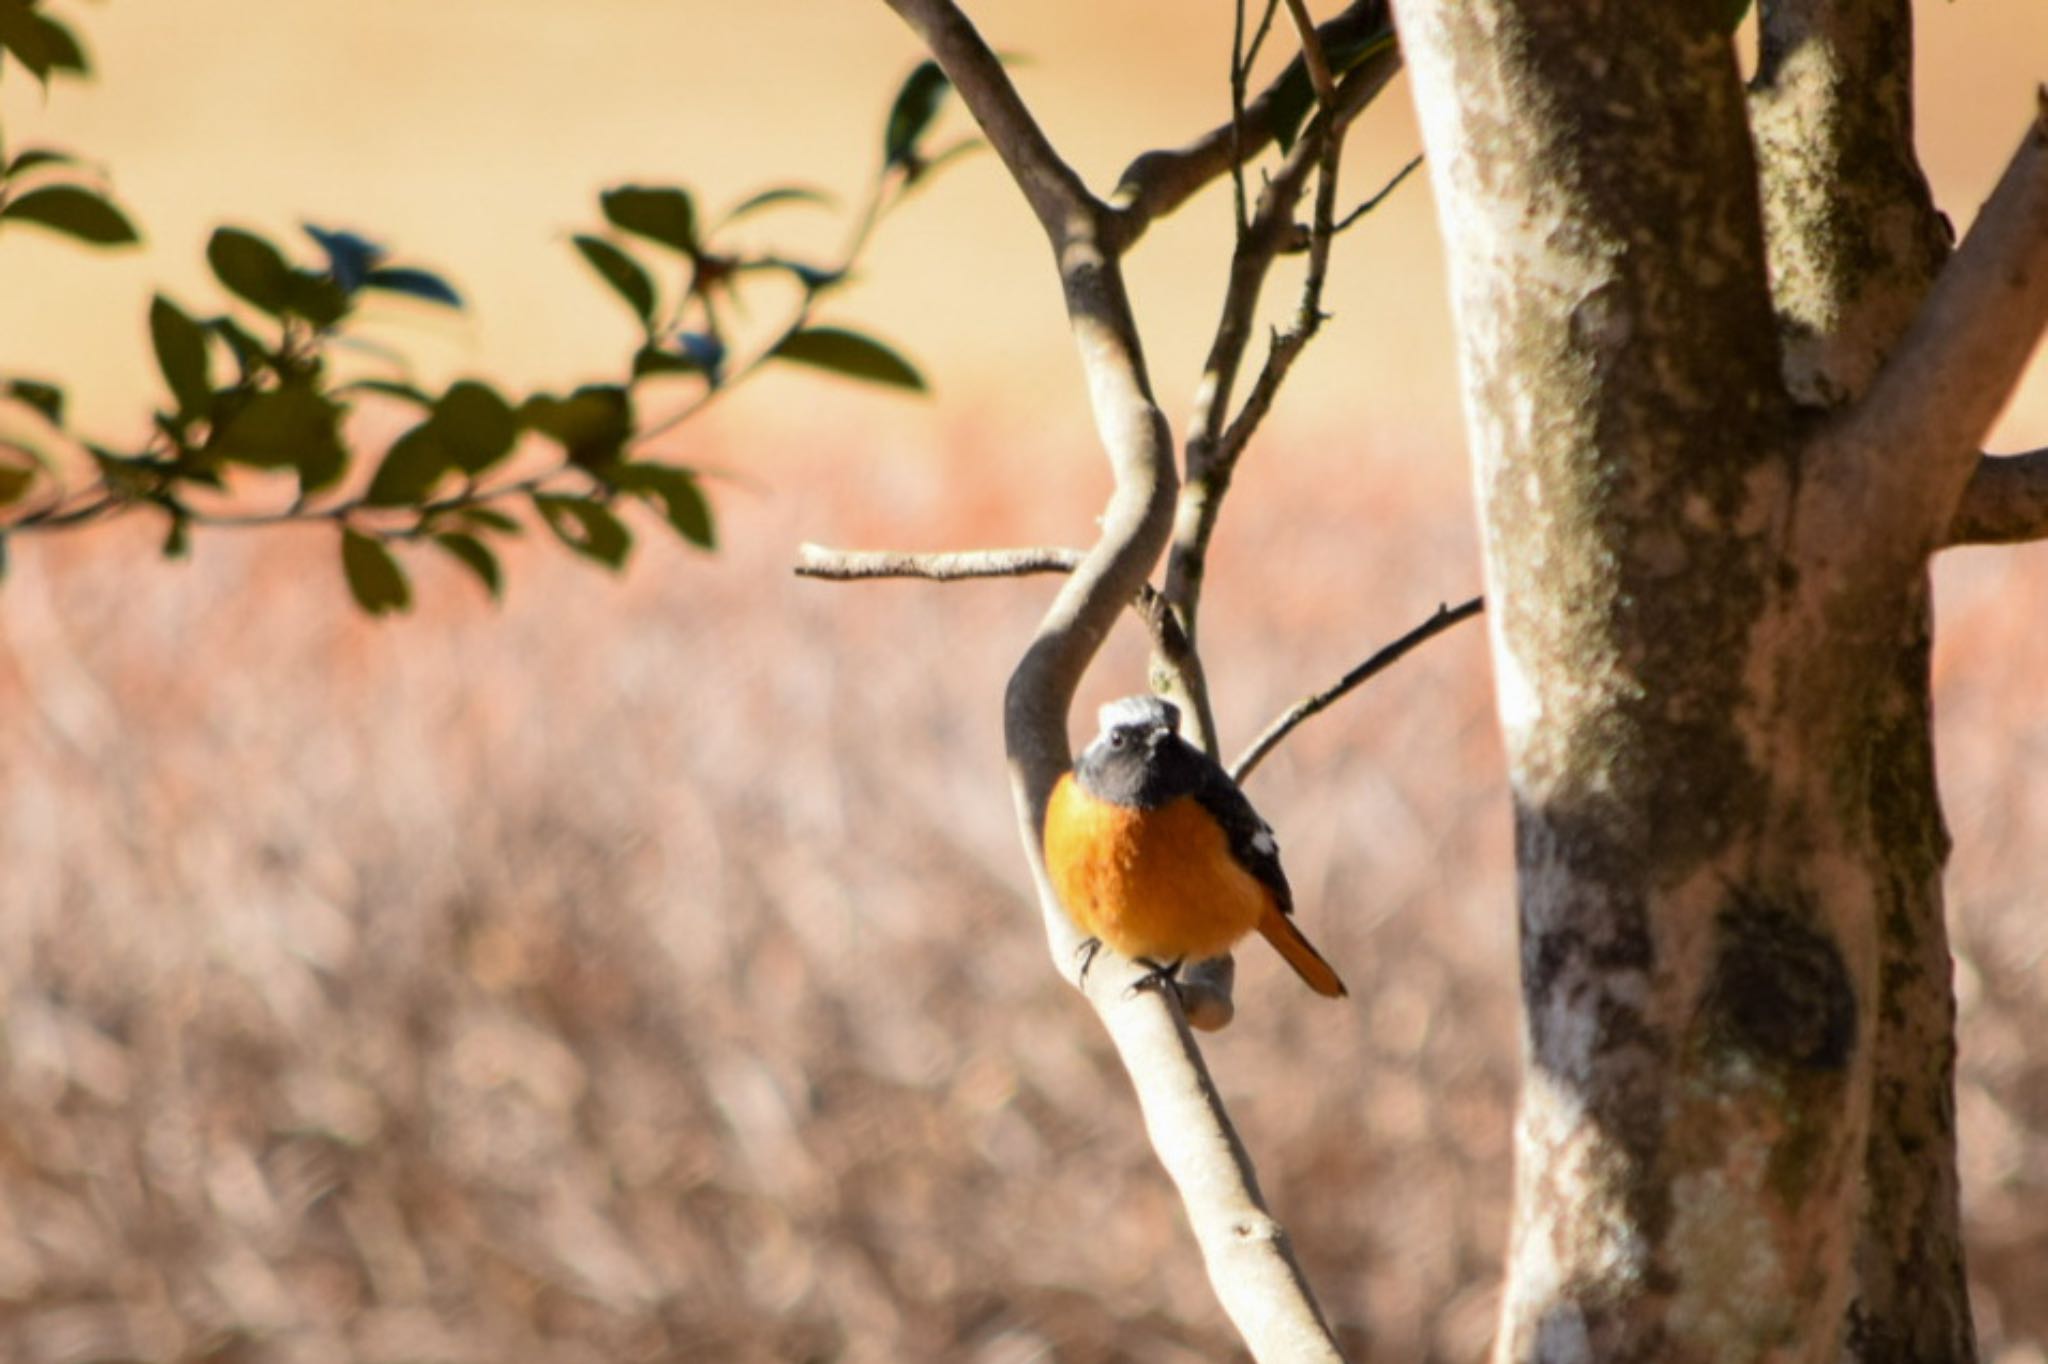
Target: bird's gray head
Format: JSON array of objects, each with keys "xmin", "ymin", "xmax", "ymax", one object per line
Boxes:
[{"xmin": 1075, "ymin": 694, "xmax": 1194, "ymax": 808}]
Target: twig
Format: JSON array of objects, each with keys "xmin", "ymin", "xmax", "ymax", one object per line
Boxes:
[
  {"xmin": 1944, "ymin": 447, "xmax": 2048, "ymax": 546},
  {"xmin": 1104, "ymin": 1, "xmax": 1392, "ymax": 247},
  {"xmin": 1282, "ymin": 0, "xmax": 1339, "ymax": 108},
  {"xmin": 1232, "ymin": 595, "xmax": 1484, "ymax": 783},
  {"xmin": 1801, "ymin": 95, "xmax": 2048, "ymax": 586}
]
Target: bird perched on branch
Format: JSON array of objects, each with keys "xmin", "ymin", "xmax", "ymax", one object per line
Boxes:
[{"xmin": 1043, "ymin": 694, "xmax": 1347, "ymax": 999}]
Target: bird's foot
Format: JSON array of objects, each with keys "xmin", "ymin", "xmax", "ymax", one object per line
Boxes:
[
  {"xmin": 1126, "ymin": 956, "xmax": 1185, "ymax": 999},
  {"xmin": 1074, "ymin": 937, "xmax": 1105, "ymax": 985}
]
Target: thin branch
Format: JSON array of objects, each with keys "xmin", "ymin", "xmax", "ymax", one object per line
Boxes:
[
  {"xmin": 1283, "ymin": 0, "xmax": 1339, "ymax": 108},
  {"xmin": 878, "ymin": 3, "xmax": 1344, "ymax": 1357},
  {"xmin": 1802, "ymin": 96, "xmax": 2048, "ymax": 581},
  {"xmin": 1283, "ymin": 150, "xmax": 1421, "ymax": 249},
  {"xmin": 1104, "ymin": 1, "xmax": 1392, "ymax": 248},
  {"xmin": 1232, "ymin": 596, "xmax": 1484, "ymax": 782},
  {"xmin": 794, "ymin": 543, "xmax": 1080, "ymax": 580},
  {"xmin": 1165, "ymin": 44, "xmax": 1401, "ymax": 628},
  {"xmin": 1944, "ymin": 447, "xmax": 2048, "ymax": 547}
]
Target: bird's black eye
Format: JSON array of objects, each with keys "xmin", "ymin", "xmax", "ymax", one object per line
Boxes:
[{"xmin": 1107, "ymin": 731, "xmax": 1126, "ymax": 749}]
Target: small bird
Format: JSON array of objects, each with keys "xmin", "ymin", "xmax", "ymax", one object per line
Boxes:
[{"xmin": 1042, "ymin": 694, "xmax": 1347, "ymax": 998}]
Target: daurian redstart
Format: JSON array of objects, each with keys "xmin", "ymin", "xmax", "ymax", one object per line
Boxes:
[{"xmin": 1043, "ymin": 695, "xmax": 1346, "ymax": 998}]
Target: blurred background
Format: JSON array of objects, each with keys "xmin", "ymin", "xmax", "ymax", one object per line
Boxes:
[{"xmin": 1, "ymin": 3, "xmax": 2045, "ymax": 1361}]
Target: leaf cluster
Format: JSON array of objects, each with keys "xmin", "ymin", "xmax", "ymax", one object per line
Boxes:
[{"xmin": 0, "ymin": 58, "xmax": 969, "ymax": 615}]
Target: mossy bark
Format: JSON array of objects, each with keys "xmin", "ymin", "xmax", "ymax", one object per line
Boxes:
[{"xmin": 1397, "ymin": 0, "xmax": 1976, "ymax": 1359}]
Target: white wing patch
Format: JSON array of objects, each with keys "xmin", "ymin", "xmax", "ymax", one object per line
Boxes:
[{"xmin": 1251, "ymin": 825, "xmax": 1278, "ymax": 858}]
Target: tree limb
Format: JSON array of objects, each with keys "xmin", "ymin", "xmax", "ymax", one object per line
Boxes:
[
  {"xmin": 1944, "ymin": 447, "xmax": 2048, "ymax": 547},
  {"xmin": 793, "ymin": 543, "xmax": 1080, "ymax": 580},
  {"xmin": 1232, "ymin": 595, "xmax": 1483, "ymax": 782},
  {"xmin": 879, "ymin": 3, "xmax": 1344, "ymax": 1357},
  {"xmin": 1804, "ymin": 96, "xmax": 2048, "ymax": 580},
  {"xmin": 1104, "ymin": 1, "xmax": 1392, "ymax": 248}
]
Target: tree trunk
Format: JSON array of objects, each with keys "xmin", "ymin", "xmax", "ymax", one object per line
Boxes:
[{"xmin": 1394, "ymin": 0, "xmax": 1989, "ymax": 1358}]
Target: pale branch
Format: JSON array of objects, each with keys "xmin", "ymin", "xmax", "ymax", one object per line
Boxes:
[
  {"xmin": 792, "ymin": 541, "xmax": 1198, "ymax": 663},
  {"xmin": 1282, "ymin": 0, "xmax": 1339, "ymax": 109},
  {"xmin": 1232, "ymin": 595, "xmax": 1484, "ymax": 783},
  {"xmin": 1944, "ymin": 447, "xmax": 2048, "ymax": 547},
  {"xmin": 879, "ymin": 3, "xmax": 1343, "ymax": 1358},
  {"xmin": 794, "ymin": 543, "xmax": 1080, "ymax": 580},
  {"xmin": 1104, "ymin": 1, "xmax": 1393, "ymax": 248},
  {"xmin": 1805, "ymin": 96, "xmax": 2048, "ymax": 581},
  {"xmin": 1291, "ymin": 150, "xmax": 1423, "ymax": 248}
]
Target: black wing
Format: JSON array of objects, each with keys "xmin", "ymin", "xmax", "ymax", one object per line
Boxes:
[{"xmin": 1187, "ymin": 751, "xmax": 1294, "ymax": 916}]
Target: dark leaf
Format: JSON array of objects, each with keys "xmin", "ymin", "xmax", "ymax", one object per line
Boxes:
[
  {"xmin": 742, "ymin": 255, "xmax": 844, "ymax": 292},
  {"xmin": 343, "ymin": 377, "xmax": 434, "ymax": 407},
  {"xmin": 161, "ymin": 508, "xmax": 190, "ymax": 559},
  {"xmin": 208, "ymin": 227, "xmax": 294, "ymax": 314},
  {"xmin": 363, "ymin": 423, "xmax": 451, "ymax": 507},
  {"xmin": 0, "ymin": 462, "xmax": 34, "ymax": 507},
  {"xmin": 150, "ymin": 295, "xmax": 213, "ymax": 421},
  {"xmin": 1, "ymin": 185, "xmax": 138, "ymax": 245},
  {"xmin": 208, "ymin": 381, "xmax": 347, "ymax": 493},
  {"xmin": 632, "ymin": 346, "xmax": 701, "ymax": 380},
  {"xmin": 304, "ymin": 224, "xmax": 385, "ymax": 292},
  {"xmin": 5, "ymin": 377, "xmax": 63, "ymax": 425},
  {"xmin": 600, "ymin": 185, "xmax": 698, "ymax": 255},
  {"xmin": 0, "ymin": 1, "xmax": 58, "ymax": 80},
  {"xmin": 534, "ymin": 493, "xmax": 632, "ymax": 569},
  {"xmin": 717, "ymin": 185, "xmax": 834, "ymax": 228},
  {"xmin": 456, "ymin": 504, "xmax": 522, "ymax": 534},
  {"xmin": 611, "ymin": 461, "xmax": 714, "ymax": 549},
  {"xmin": 770, "ymin": 326, "xmax": 926, "ymax": 391},
  {"xmin": 207, "ymin": 315, "xmax": 272, "ymax": 380},
  {"xmin": 884, "ymin": 60, "xmax": 951, "ymax": 168},
  {"xmin": 27, "ymin": 10, "xmax": 85, "ymax": 74},
  {"xmin": 433, "ymin": 531, "xmax": 501, "ymax": 599},
  {"xmin": 363, "ymin": 266, "xmax": 462, "ymax": 308},
  {"xmin": 281, "ymin": 269, "xmax": 351, "ymax": 327},
  {"xmin": 573, "ymin": 234, "xmax": 657, "ymax": 326},
  {"xmin": 341, "ymin": 527, "xmax": 411, "ymax": 615},
  {"xmin": 5, "ymin": 147, "xmax": 77, "ymax": 177},
  {"xmin": 520, "ymin": 385, "xmax": 632, "ymax": 468},
  {"xmin": 434, "ymin": 380, "xmax": 518, "ymax": 473}
]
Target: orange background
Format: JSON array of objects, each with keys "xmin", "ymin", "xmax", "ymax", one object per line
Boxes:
[{"xmin": 2, "ymin": 5, "xmax": 2046, "ymax": 1362}]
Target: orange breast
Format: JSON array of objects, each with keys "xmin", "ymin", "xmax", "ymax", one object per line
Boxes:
[{"xmin": 1043, "ymin": 774, "xmax": 1271, "ymax": 964}]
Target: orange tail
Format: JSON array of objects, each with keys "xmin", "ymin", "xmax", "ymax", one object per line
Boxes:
[{"xmin": 1257, "ymin": 903, "xmax": 1348, "ymax": 998}]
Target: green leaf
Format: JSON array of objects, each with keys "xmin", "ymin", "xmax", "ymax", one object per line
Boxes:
[
  {"xmin": 6, "ymin": 147, "xmax": 77, "ymax": 177},
  {"xmin": 0, "ymin": 462, "xmax": 35, "ymax": 507},
  {"xmin": 610, "ymin": 461, "xmax": 714, "ymax": 549},
  {"xmin": 208, "ymin": 382, "xmax": 346, "ymax": 492},
  {"xmin": 363, "ymin": 266, "xmax": 462, "ymax": 307},
  {"xmin": 884, "ymin": 61, "xmax": 951, "ymax": 168},
  {"xmin": 5, "ymin": 378, "xmax": 63, "ymax": 425},
  {"xmin": 434, "ymin": 380, "xmax": 518, "ymax": 473},
  {"xmin": 207, "ymin": 315, "xmax": 272, "ymax": 380},
  {"xmin": 631, "ymin": 345, "xmax": 702, "ymax": 380},
  {"xmin": 432, "ymin": 531, "xmax": 501, "ymax": 599},
  {"xmin": 770, "ymin": 326, "xmax": 926, "ymax": 391},
  {"xmin": 283, "ymin": 269, "xmax": 351, "ymax": 328},
  {"xmin": 520, "ymin": 385, "xmax": 632, "ymax": 468},
  {"xmin": 600, "ymin": 185, "xmax": 698, "ymax": 255},
  {"xmin": 363, "ymin": 422, "xmax": 450, "ymax": 507},
  {"xmin": 717, "ymin": 186, "xmax": 834, "ymax": 228},
  {"xmin": 208, "ymin": 228, "xmax": 294, "ymax": 315},
  {"xmin": 150, "ymin": 295, "xmax": 213, "ymax": 421},
  {"xmin": 343, "ymin": 377, "xmax": 434, "ymax": 407},
  {"xmin": 573, "ymin": 234, "xmax": 657, "ymax": 326},
  {"xmin": 0, "ymin": 185, "xmax": 138, "ymax": 245},
  {"xmin": 455, "ymin": 504, "xmax": 521, "ymax": 534},
  {"xmin": 0, "ymin": 3, "xmax": 83, "ymax": 82},
  {"xmin": 533, "ymin": 493, "xmax": 632, "ymax": 569},
  {"xmin": 341, "ymin": 527, "xmax": 411, "ymax": 615}
]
